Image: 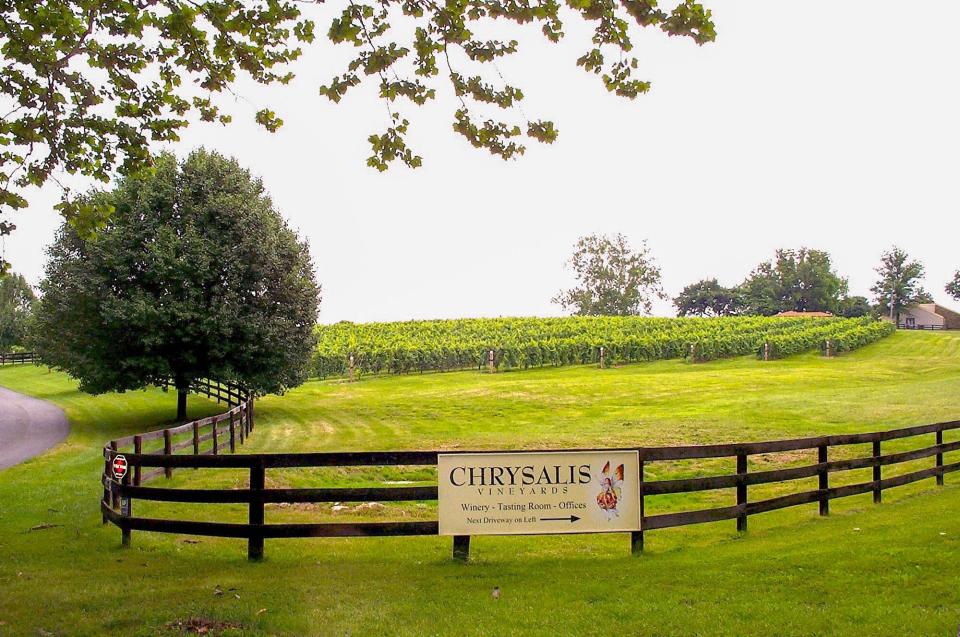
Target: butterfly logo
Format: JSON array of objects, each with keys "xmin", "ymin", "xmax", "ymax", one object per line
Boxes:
[{"xmin": 596, "ymin": 461, "xmax": 624, "ymax": 519}]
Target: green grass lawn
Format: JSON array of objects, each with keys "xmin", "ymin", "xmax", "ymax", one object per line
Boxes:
[{"xmin": 1, "ymin": 331, "xmax": 959, "ymax": 635}]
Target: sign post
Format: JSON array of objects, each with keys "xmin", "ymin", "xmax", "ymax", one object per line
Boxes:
[{"xmin": 438, "ymin": 450, "xmax": 641, "ymax": 559}]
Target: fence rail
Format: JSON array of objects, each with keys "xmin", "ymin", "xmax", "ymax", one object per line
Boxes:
[
  {"xmin": 101, "ymin": 378, "xmax": 255, "ymax": 542},
  {"xmin": 0, "ymin": 351, "xmax": 39, "ymax": 365},
  {"xmin": 100, "ymin": 414, "xmax": 960, "ymax": 560}
]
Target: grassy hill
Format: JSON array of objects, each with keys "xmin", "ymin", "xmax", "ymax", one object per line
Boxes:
[{"xmin": 0, "ymin": 330, "xmax": 958, "ymax": 635}]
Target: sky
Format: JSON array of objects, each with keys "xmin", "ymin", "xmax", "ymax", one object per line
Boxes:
[{"xmin": 5, "ymin": 0, "xmax": 959, "ymax": 323}]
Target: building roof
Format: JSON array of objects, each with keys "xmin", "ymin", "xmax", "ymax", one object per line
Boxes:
[
  {"xmin": 916, "ymin": 303, "xmax": 958, "ymax": 315},
  {"xmin": 914, "ymin": 303, "xmax": 960, "ymax": 327},
  {"xmin": 775, "ymin": 311, "xmax": 834, "ymax": 318}
]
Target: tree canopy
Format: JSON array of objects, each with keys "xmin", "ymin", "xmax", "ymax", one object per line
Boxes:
[
  {"xmin": 870, "ymin": 247, "xmax": 929, "ymax": 319},
  {"xmin": 553, "ymin": 233, "xmax": 664, "ymax": 316},
  {"xmin": 947, "ymin": 271, "xmax": 960, "ymax": 302},
  {"xmin": 673, "ymin": 278, "xmax": 742, "ymax": 317},
  {"xmin": 0, "ymin": 0, "xmax": 716, "ymax": 271},
  {"xmin": 31, "ymin": 149, "xmax": 320, "ymax": 419},
  {"xmin": 836, "ymin": 295, "xmax": 873, "ymax": 318},
  {"xmin": 0, "ymin": 271, "xmax": 35, "ymax": 350},
  {"xmin": 738, "ymin": 248, "xmax": 848, "ymax": 316}
]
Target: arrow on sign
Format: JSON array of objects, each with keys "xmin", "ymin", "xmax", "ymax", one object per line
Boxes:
[{"xmin": 539, "ymin": 515, "xmax": 581, "ymax": 523}]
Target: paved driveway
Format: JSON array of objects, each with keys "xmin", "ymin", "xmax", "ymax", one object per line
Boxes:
[{"xmin": 0, "ymin": 386, "xmax": 70, "ymax": 470}]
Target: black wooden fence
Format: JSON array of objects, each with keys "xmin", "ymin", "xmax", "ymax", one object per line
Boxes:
[
  {"xmin": 0, "ymin": 351, "xmax": 39, "ymax": 365},
  {"xmin": 101, "ymin": 379, "xmax": 254, "ymax": 544},
  {"xmin": 101, "ymin": 416, "xmax": 960, "ymax": 561}
]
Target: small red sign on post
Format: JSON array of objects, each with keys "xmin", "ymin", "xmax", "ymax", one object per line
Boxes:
[{"xmin": 112, "ymin": 454, "xmax": 128, "ymax": 480}]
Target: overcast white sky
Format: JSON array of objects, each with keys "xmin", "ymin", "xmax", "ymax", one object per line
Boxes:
[{"xmin": 5, "ymin": 0, "xmax": 959, "ymax": 322}]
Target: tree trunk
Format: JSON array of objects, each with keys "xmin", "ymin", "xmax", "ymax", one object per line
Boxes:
[{"xmin": 177, "ymin": 389, "xmax": 188, "ymax": 422}]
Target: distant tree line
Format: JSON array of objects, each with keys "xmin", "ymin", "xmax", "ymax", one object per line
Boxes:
[
  {"xmin": 674, "ymin": 248, "xmax": 870, "ymax": 318},
  {"xmin": 554, "ymin": 235, "xmax": 956, "ymax": 319},
  {"xmin": 675, "ymin": 246, "xmax": 943, "ymax": 319},
  {"xmin": 4, "ymin": 232, "xmax": 960, "ymax": 359}
]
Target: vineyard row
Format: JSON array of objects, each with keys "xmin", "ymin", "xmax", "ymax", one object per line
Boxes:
[{"xmin": 311, "ymin": 316, "xmax": 895, "ymax": 378}]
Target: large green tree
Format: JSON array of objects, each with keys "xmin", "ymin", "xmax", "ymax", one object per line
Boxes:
[
  {"xmin": 947, "ymin": 271, "xmax": 960, "ymax": 302},
  {"xmin": 870, "ymin": 247, "xmax": 929, "ymax": 321},
  {"xmin": 836, "ymin": 295, "xmax": 873, "ymax": 318},
  {"xmin": 0, "ymin": 0, "xmax": 716, "ymax": 271},
  {"xmin": 553, "ymin": 233, "xmax": 664, "ymax": 316},
  {"xmin": 673, "ymin": 278, "xmax": 742, "ymax": 317},
  {"xmin": 32, "ymin": 149, "xmax": 320, "ymax": 420},
  {"xmin": 0, "ymin": 271, "xmax": 35, "ymax": 350},
  {"xmin": 738, "ymin": 248, "xmax": 848, "ymax": 316}
]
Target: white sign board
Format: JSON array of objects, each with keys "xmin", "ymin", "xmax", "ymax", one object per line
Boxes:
[{"xmin": 438, "ymin": 450, "xmax": 641, "ymax": 536}]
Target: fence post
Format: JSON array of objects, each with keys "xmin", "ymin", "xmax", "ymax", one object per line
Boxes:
[
  {"xmin": 763, "ymin": 342, "xmax": 770, "ymax": 361},
  {"xmin": 229, "ymin": 412, "xmax": 236, "ymax": 453},
  {"xmin": 134, "ymin": 435, "xmax": 143, "ymax": 486},
  {"xmin": 936, "ymin": 430, "xmax": 944, "ymax": 486},
  {"xmin": 736, "ymin": 452, "xmax": 748, "ymax": 532},
  {"xmin": 212, "ymin": 418, "xmax": 219, "ymax": 455},
  {"xmin": 163, "ymin": 429, "xmax": 173, "ymax": 479},
  {"xmin": 818, "ymin": 445, "xmax": 829, "ymax": 516},
  {"xmin": 248, "ymin": 460, "xmax": 265, "ymax": 561},
  {"xmin": 102, "ymin": 447, "xmax": 112, "ymax": 524},
  {"xmin": 487, "ymin": 349, "xmax": 495, "ymax": 373},
  {"xmin": 192, "ymin": 422, "xmax": 200, "ymax": 460},
  {"xmin": 238, "ymin": 409, "xmax": 245, "ymax": 446},
  {"xmin": 872, "ymin": 440, "xmax": 882, "ymax": 504},
  {"xmin": 120, "ymin": 469, "xmax": 132, "ymax": 547},
  {"xmin": 453, "ymin": 535, "xmax": 470, "ymax": 561},
  {"xmin": 632, "ymin": 457, "xmax": 644, "ymax": 555},
  {"xmin": 110, "ymin": 441, "xmax": 120, "ymax": 510},
  {"xmin": 348, "ymin": 353, "xmax": 355, "ymax": 382},
  {"xmin": 599, "ymin": 346, "xmax": 605, "ymax": 369}
]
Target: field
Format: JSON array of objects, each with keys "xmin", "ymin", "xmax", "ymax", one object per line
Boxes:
[{"xmin": 0, "ymin": 330, "xmax": 959, "ymax": 635}]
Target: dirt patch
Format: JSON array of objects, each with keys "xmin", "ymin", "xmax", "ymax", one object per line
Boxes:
[{"xmin": 166, "ymin": 617, "xmax": 243, "ymax": 635}]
